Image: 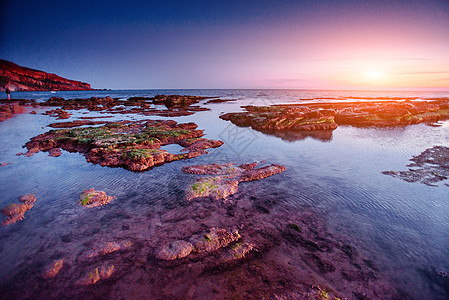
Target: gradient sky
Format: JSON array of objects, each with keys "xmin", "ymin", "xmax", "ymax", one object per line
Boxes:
[{"xmin": 1, "ymin": 0, "xmax": 448, "ymax": 90}]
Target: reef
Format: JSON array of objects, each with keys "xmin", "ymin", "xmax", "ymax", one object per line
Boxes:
[
  {"xmin": 21, "ymin": 120, "xmax": 223, "ymax": 171},
  {"xmin": 220, "ymin": 99, "xmax": 449, "ymax": 141},
  {"xmin": 1, "ymin": 194, "xmax": 36, "ymax": 225},
  {"xmin": 183, "ymin": 162, "xmax": 286, "ymax": 201},
  {"xmin": 79, "ymin": 189, "xmax": 115, "ymax": 208},
  {"xmin": 383, "ymin": 146, "xmax": 449, "ymax": 186}
]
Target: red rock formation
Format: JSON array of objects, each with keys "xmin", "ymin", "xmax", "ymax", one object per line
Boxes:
[{"xmin": 0, "ymin": 59, "xmax": 92, "ymax": 91}]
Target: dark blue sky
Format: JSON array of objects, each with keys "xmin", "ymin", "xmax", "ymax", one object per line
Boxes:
[{"xmin": 1, "ymin": 0, "xmax": 448, "ymax": 89}]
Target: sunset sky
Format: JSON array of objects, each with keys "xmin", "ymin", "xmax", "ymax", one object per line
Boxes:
[{"xmin": 1, "ymin": 0, "xmax": 448, "ymax": 90}]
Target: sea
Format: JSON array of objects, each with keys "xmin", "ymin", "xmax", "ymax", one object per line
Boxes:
[{"xmin": 0, "ymin": 89, "xmax": 448, "ymax": 299}]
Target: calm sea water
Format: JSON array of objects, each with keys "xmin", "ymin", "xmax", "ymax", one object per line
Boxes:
[{"xmin": 1, "ymin": 89, "xmax": 448, "ymax": 299}]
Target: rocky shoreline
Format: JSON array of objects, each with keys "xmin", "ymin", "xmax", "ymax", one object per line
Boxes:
[{"xmin": 1, "ymin": 94, "xmax": 447, "ymax": 299}]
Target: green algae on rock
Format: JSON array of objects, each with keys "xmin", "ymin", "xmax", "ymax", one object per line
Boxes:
[
  {"xmin": 79, "ymin": 189, "xmax": 115, "ymax": 208},
  {"xmin": 183, "ymin": 162, "xmax": 286, "ymax": 201},
  {"xmin": 22, "ymin": 120, "xmax": 223, "ymax": 171}
]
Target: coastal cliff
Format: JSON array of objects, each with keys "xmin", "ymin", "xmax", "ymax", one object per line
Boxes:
[{"xmin": 0, "ymin": 59, "xmax": 92, "ymax": 91}]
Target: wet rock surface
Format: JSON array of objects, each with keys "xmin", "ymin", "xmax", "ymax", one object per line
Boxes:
[
  {"xmin": 220, "ymin": 99, "xmax": 449, "ymax": 141},
  {"xmin": 22, "ymin": 120, "xmax": 223, "ymax": 171},
  {"xmin": 183, "ymin": 162, "xmax": 286, "ymax": 201},
  {"xmin": 383, "ymin": 145, "xmax": 449, "ymax": 186},
  {"xmin": 1, "ymin": 194, "xmax": 36, "ymax": 225},
  {"xmin": 79, "ymin": 189, "xmax": 115, "ymax": 208}
]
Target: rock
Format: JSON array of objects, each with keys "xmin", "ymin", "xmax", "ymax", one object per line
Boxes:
[
  {"xmin": 190, "ymin": 227, "xmax": 241, "ymax": 253},
  {"xmin": 220, "ymin": 242, "xmax": 255, "ymax": 262},
  {"xmin": 0, "ymin": 59, "xmax": 92, "ymax": 91},
  {"xmin": 18, "ymin": 194, "xmax": 36, "ymax": 204},
  {"xmin": 156, "ymin": 228, "xmax": 241, "ymax": 261},
  {"xmin": 220, "ymin": 100, "xmax": 449, "ymax": 141},
  {"xmin": 383, "ymin": 146, "xmax": 449, "ymax": 186},
  {"xmin": 22, "ymin": 120, "xmax": 223, "ymax": 172},
  {"xmin": 1, "ymin": 194, "xmax": 36, "ymax": 225},
  {"xmin": 156, "ymin": 240, "xmax": 195, "ymax": 260},
  {"xmin": 84, "ymin": 240, "xmax": 132, "ymax": 258},
  {"xmin": 79, "ymin": 189, "xmax": 114, "ymax": 208},
  {"xmin": 77, "ymin": 264, "xmax": 115, "ymax": 285},
  {"xmin": 205, "ymin": 98, "xmax": 237, "ymax": 104},
  {"xmin": 42, "ymin": 259, "xmax": 64, "ymax": 278},
  {"xmin": 183, "ymin": 162, "xmax": 286, "ymax": 201},
  {"xmin": 43, "ymin": 108, "xmax": 72, "ymax": 119},
  {"xmin": 153, "ymin": 95, "xmax": 208, "ymax": 108},
  {"xmin": 48, "ymin": 148, "xmax": 62, "ymax": 157}
]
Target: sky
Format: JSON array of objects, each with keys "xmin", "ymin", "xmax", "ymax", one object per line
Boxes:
[{"xmin": 1, "ymin": 0, "xmax": 448, "ymax": 90}]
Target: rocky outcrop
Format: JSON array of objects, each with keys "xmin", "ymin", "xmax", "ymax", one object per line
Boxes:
[
  {"xmin": 383, "ymin": 146, "xmax": 449, "ymax": 186},
  {"xmin": 21, "ymin": 120, "xmax": 223, "ymax": 171},
  {"xmin": 220, "ymin": 100, "xmax": 449, "ymax": 141},
  {"xmin": 0, "ymin": 59, "xmax": 92, "ymax": 91},
  {"xmin": 183, "ymin": 162, "xmax": 286, "ymax": 201}
]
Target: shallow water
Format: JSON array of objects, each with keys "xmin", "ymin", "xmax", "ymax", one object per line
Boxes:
[{"xmin": 1, "ymin": 89, "xmax": 448, "ymax": 299}]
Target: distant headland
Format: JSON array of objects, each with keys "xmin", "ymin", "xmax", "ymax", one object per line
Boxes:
[{"xmin": 0, "ymin": 59, "xmax": 92, "ymax": 92}]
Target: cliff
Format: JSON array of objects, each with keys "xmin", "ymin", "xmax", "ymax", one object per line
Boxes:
[{"xmin": 0, "ymin": 59, "xmax": 92, "ymax": 91}]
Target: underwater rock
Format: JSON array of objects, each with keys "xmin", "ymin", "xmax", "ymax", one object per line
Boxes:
[
  {"xmin": 220, "ymin": 242, "xmax": 255, "ymax": 262},
  {"xmin": 77, "ymin": 264, "xmax": 115, "ymax": 285},
  {"xmin": 23, "ymin": 120, "xmax": 223, "ymax": 172},
  {"xmin": 1, "ymin": 194, "xmax": 36, "ymax": 225},
  {"xmin": 190, "ymin": 227, "xmax": 241, "ymax": 253},
  {"xmin": 84, "ymin": 240, "xmax": 132, "ymax": 258},
  {"xmin": 42, "ymin": 259, "xmax": 64, "ymax": 278},
  {"xmin": 383, "ymin": 146, "xmax": 449, "ymax": 186},
  {"xmin": 156, "ymin": 240, "xmax": 195, "ymax": 260},
  {"xmin": 183, "ymin": 162, "xmax": 286, "ymax": 201},
  {"xmin": 79, "ymin": 188, "xmax": 114, "ymax": 208},
  {"xmin": 156, "ymin": 228, "xmax": 241, "ymax": 261}
]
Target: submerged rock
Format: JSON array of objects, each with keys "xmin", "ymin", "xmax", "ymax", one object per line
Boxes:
[
  {"xmin": 220, "ymin": 242, "xmax": 255, "ymax": 262},
  {"xmin": 183, "ymin": 162, "xmax": 286, "ymax": 201},
  {"xmin": 156, "ymin": 240, "xmax": 195, "ymax": 260},
  {"xmin": 42, "ymin": 259, "xmax": 64, "ymax": 278},
  {"xmin": 383, "ymin": 146, "xmax": 449, "ymax": 186},
  {"xmin": 1, "ymin": 194, "xmax": 36, "ymax": 225},
  {"xmin": 84, "ymin": 240, "xmax": 132, "ymax": 258},
  {"xmin": 22, "ymin": 120, "xmax": 223, "ymax": 172},
  {"xmin": 77, "ymin": 264, "xmax": 115, "ymax": 285},
  {"xmin": 79, "ymin": 188, "xmax": 114, "ymax": 208},
  {"xmin": 156, "ymin": 228, "xmax": 241, "ymax": 261}
]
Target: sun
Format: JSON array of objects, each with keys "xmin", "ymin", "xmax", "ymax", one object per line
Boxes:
[{"xmin": 364, "ymin": 69, "xmax": 383, "ymax": 82}]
